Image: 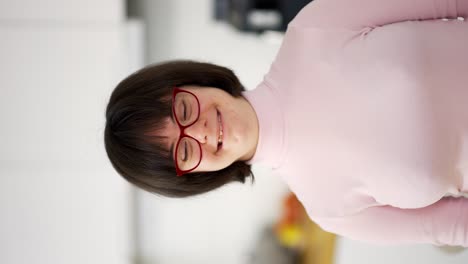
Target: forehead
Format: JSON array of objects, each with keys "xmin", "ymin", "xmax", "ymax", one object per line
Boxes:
[{"xmin": 180, "ymin": 85, "xmax": 226, "ymax": 98}]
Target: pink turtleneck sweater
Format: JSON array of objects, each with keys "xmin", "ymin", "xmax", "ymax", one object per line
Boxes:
[{"xmin": 243, "ymin": 0, "xmax": 468, "ymax": 246}]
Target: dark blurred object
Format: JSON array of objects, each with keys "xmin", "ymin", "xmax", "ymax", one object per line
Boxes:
[
  {"xmin": 249, "ymin": 193, "xmax": 304, "ymax": 264},
  {"xmin": 249, "ymin": 226, "xmax": 301, "ymax": 264},
  {"xmin": 214, "ymin": 0, "xmax": 313, "ymax": 32}
]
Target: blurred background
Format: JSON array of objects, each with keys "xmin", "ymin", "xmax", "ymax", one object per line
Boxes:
[{"xmin": 1, "ymin": 0, "xmax": 467, "ymax": 264}]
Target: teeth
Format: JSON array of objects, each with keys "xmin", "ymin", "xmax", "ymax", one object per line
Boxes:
[
  {"xmin": 218, "ymin": 112, "xmax": 223, "ymax": 144},
  {"xmin": 219, "ymin": 127, "xmax": 223, "ymax": 143}
]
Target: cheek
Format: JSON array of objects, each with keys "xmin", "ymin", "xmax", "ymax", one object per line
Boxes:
[
  {"xmin": 200, "ymin": 149, "xmax": 235, "ymax": 171},
  {"xmin": 205, "ymin": 92, "xmax": 224, "ymax": 106},
  {"xmin": 227, "ymin": 108, "xmax": 247, "ymax": 137},
  {"xmin": 199, "ymin": 102, "xmax": 210, "ymax": 113},
  {"xmin": 198, "ymin": 153, "xmax": 222, "ymax": 171}
]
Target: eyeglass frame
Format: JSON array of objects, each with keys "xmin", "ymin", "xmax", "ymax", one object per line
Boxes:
[{"xmin": 172, "ymin": 86, "xmax": 203, "ymax": 176}]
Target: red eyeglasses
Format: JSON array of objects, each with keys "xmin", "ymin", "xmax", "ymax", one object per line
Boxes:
[{"xmin": 172, "ymin": 87, "xmax": 203, "ymax": 176}]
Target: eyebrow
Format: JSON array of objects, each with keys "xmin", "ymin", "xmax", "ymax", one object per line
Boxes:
[
  {"xmin": 169, "ymin": 113, "xmax": 176, "ymax": 159},
  {"xmin": 170, "ymin": 108, "xmax": 175, "ymax": 123},
  {"xmin": 170, "ymin": 144, "xmax": 175, "ymax": 161}
]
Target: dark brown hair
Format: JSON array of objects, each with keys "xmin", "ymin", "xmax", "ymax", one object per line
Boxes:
[{"xmin": 104, "ymin": 60, "xmax": 254, "ymax": 198}]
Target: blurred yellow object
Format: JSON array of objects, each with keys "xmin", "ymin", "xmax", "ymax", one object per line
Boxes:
[
  {"xmin": 275, "ymin": 192, "xmax": 336, "ymax": 264},
  {"xmin": 277, "ymin": 224, "xmax": 304, "ymax": 248},
  {"xmin": 301, "ymin": 219, "xmax": 336, "ymax": 264}
]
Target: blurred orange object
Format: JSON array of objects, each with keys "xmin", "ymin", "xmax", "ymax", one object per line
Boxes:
[{"xmin": 275, "ymin": 193, "xmax": 306, "ymax": 248}]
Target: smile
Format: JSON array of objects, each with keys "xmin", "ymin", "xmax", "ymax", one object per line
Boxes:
[{"xmin": 217, "ymin": 110, "xmax": 223, "ymax": 150}]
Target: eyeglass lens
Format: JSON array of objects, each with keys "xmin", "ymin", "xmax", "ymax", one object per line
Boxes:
[{"xmin": 173, "ymin": 91, "xmax": 202, "ymax": 171}]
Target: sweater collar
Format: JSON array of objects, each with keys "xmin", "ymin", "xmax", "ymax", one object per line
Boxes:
[{"xmin": 242, "ymin": 82, "xmax": 286, "ymax": 169}]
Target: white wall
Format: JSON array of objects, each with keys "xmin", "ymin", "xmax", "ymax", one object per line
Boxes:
[
  {"xmin": 0, "ymin": 1, "xmax": 133, "ymax": 264},
  {"xmin": 135, "ymin": 1, "xmax": 468, "ymax": 264}
]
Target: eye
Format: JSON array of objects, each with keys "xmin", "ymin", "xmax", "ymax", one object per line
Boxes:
[
  {"xmin": 182, "ymin": 101, "xmax": 187, "ymax": 121},
  {"xmin": 178, "ymin": 100, "xmax": 191, "ymax": 122},
  {"xmin": 175, "ymin": 137, "xmax": 200, "ymax": 172},
  {"xmin": 182, "ymin": 141, "xmax": 189, "ymax": 162}
]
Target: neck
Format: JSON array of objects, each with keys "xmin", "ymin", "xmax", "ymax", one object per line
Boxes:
[
  {"xmin": 240, "ymin": 95, "xmax": 259, "ymax": 161},
  {"xmin": 241, "ymin": 83, "xmax": 286, "ymax": 168}
]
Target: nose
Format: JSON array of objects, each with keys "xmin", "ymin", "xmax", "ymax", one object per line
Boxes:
[{"xmin": 184, "ymin": 118, "xmax": 209, "ymax": 143}]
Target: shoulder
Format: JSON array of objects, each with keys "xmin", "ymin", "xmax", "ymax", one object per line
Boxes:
[{"xmin": 289, "ymin": 0, "xmax": 347, "ymax": 29}]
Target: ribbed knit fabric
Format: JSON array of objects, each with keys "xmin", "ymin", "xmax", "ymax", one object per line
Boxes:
[{"xmin": 242, "ymin": 0, "xmax": 468, "ymax": 246}]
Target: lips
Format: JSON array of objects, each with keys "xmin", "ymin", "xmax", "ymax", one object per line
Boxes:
[{"xmin": 217, "ymin": 110, "xmax": 223, "ymax": 151}]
